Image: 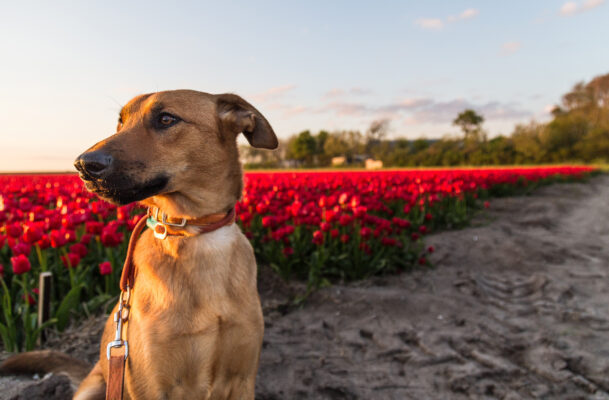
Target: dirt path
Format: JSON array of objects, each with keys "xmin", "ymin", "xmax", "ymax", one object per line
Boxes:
[{"xmin": 2, "ymin": 175, "xmax": 609, "ymax": 399}]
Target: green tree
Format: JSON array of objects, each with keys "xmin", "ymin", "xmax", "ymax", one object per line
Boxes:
[
  {"xmin": 287, "ymin": 130, "xmax": 316, "ymax": 166},
  {"xmin": 366, "ymin": 119, "xmax": 389, "ymax": 156},
  {"xmin": 453, "ymin": 109, "xmax": 485, "ymax": 142}
]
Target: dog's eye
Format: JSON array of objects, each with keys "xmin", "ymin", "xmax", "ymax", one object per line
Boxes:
[{"xmin": 158, "ymin": 113, "xmax": 179, "ymax": 128}]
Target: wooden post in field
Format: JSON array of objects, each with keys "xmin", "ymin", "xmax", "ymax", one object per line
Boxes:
[{"xmin": 38, "ymin": 272, "xmax": 53, "ymax": 345}]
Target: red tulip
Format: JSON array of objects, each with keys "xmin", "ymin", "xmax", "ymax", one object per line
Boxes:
[
  {"xmin": 70, "ymin": 243, "xmax": 88, "ymax": 257},
  {"xmin": 61, "ymin": 252, "xmax": 81, "ymax": 269},
  {"xmin": 353, "ymin": 206, "xmax": 367, "ymax": 218},
  {"xmin": 23, "ymin": 291, "xmax": 36, "ymax": 305},
  {"xmin": 11, "ymin": 254, "xmax": 31, "ymax": 275},
  {"xmin": 49, "ymin": 229, "xmax": 67, "ymax": 248},
  {"xmin": 312, "ymin": 230, "xmax": 324, "ymax": 245},
  {"xmin": 239, "ymin": 211, "xmax": 253, "ymax": 225},
  {"xmin": 381, "ymin": 237, "xmax": 399, "ymax": 247},
  {"xmin": 359, "ymin": 242, "xmax": 371, "ymax": 254},
  {"xmin": 262, "ymin": 216, "xmax": 275, "ymax": 228},
  {"xmin": 319, "ymin": 222, "xmax": 331, "ymax": 232},
  {"xmin": 80, "ymin": 233, "xmax": 92, "ymax": 245},
  {"xmin": 11, "ymin": 242, "xmax": 31, "ymax": 257},
  {"xmin": 6, "ymin": 223, "xmax": 23, "ymax": 238},
  {"xmin": 338, "ymin": 214, "xmax": 352, "ymax": 226},
  {"xmin": 359, "ymin": 227, "xmax": 372, "ymax": 239},
  {"xmin": 18, "ymin": 197, "xmax": 32, "ymax": 212},
  {"xmin": 37, "ymin": 235, "xmax": 51, "ymax": 250},
  {"xmin": 22, "ymin": 222, "xmax": 44, "ymax": 243},
  {"xmin": 101, "ymin": 227, "xmax": 123, "ymax": 247},
  {"xmin": 85, "ymin": 221, "xmax": 104, "ymax": 235},
  {"xmin": 99, "ymin": 261, "xmax": 112, "ymax": 275}
]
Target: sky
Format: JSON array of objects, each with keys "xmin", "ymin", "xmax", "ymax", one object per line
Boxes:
[{"xmin": 0, "ymin": 0, "xmax": 608, "ymax": 171}]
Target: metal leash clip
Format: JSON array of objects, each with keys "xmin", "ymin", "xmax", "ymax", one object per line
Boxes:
[{"xmin": 106, "ymin": 287, "xmax": 130, "ymax": 360}]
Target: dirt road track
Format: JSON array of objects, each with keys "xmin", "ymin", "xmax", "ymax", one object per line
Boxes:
[{"xmin": 2, "ymin": 175, "xmax": 608, "ymax": 399}]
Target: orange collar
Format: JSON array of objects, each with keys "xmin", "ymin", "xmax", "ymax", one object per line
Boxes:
[{"xmin": 146, "ymin": 206, "xmax": 236, "ymax": 240}]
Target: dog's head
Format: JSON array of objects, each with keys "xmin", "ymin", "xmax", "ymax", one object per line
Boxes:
[{"xmin": 74, "ymin": 90, "xmax": 277, "ymax": 218}]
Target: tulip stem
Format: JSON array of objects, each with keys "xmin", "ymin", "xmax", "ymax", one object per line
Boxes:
[
  {"xmin": 35, "ymin": 244, "xmax": 46, "ymax": 272},
  {"xmin": 61, "ymin": 248, "xmax": 76, "ymax": 288},
  {"xmin": 22, "ymin": 274, "xmax": 32, "ymax": 350}
]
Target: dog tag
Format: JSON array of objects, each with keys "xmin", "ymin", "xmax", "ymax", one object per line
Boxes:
[{"xmin": 154, "ymin": 224, "xmax": 168, "ymax": 240}]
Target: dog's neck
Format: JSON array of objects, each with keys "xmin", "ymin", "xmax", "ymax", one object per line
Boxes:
[{"xmin": 142, "ymin": 187, "xmax": 239, "ymax": 220}]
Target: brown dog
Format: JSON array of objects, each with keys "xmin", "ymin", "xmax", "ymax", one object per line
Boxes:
[{"xmin": 1, "ymin": 90, "xmax": 277, "ymax": 399}]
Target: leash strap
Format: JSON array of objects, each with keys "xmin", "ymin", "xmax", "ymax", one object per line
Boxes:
[
  {"xmin": 106, "ymin": 216, "xmax": 147, "ymax": 400},
  {"xmin": 106, "ymin": 351, "xmax": 126, "ymax": 400}
]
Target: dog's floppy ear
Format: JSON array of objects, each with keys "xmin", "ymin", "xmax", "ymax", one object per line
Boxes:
[{"xmin": 216, "ymin": 93, "xmax": 278, "ymax": 149}]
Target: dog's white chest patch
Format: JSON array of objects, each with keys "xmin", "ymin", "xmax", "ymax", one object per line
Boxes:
[{"xmin": 196, "ymin": 224, "xmax": 238, "ymax": 255}]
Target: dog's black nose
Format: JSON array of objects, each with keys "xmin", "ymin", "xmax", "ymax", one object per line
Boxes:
[{"xmin": 74, "ymin": 151, "xmax": 113, "ymax": 178}]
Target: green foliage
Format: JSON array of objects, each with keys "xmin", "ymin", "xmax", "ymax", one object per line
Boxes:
[
  {"xmin": 287, "ymin": 130, "xmax": 317, "ymax": 166},
  {"xmin": 277, "ymin": 71, "xmax": 609, "ymax": 168},
  {"xmin": 55, "ymin": 284, "xmax": 83, "ymax": 331}
]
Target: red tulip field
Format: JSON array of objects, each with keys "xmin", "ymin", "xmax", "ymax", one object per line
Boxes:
[{"xmin": 0, "ymin": 166, "xmax": 596, "ymax": 352}]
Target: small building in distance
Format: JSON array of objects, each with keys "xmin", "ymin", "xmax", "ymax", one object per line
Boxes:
[
  {"xmin": 365, "ymin": 159, "xmax": 383, "ymax": 169},
  {"xmin": 331, "ymin": 156, "xmax": 346, "ymax": 166}
]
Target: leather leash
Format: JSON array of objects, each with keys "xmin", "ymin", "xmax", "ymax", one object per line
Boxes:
[{"xmin": 105, "ymin": 207, "xmax": 235, "ymax": 400}]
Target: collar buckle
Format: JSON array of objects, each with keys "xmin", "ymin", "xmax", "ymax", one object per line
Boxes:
[{"xmin": 161, "ymin": 212, "xmax": 187, "ymax": 228}]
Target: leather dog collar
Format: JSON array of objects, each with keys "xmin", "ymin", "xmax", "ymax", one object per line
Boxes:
[{"xmin": 146, "ymin": 206, "xmax": 236, "ymax": 240}]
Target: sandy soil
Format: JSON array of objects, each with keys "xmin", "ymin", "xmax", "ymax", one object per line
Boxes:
[{"xmin": 2, "ymin": 175, "xmax": 609, "ymax": 399}]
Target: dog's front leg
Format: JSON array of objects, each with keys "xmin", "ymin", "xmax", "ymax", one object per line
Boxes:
[{"xmin": 73, "ymin": 362, "xmax": 106, "ymax": 400}]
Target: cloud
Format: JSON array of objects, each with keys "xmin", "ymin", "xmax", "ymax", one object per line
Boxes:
[
  {"xmin": 323, "ymin": 88, "xmax": 345, "ymax": 98},
  {"xmin": 560, "ymin": 0, "xmax": 605, "ymax": 15},
  {"xmin": 416, "ymin": 8, "xmax": 479, "ymax": 30},
  {"xmin": 322, "ymin": 97, "xmax": 531, "ymax": 124},
  {"xmin": 323, "ymin": 87, "xmax": 373, "ymax": 98},
  {"xmin": 350, "ymin": 87, "xmax": 373, "ymax": 96},
  {"xmin": 415, "ymin": 18, "xmax": 444, "ymax": 30},
  {"xmin": 283, "ymin": 106, "xmax": 308, "ymax": 117},
  {"xmin": 251, "ymin": 84, "xmax": 296, "ymax": 103},
  {"xmin": 501, "ymin": 41, "xmax": 522, "ymax": 55},
  {"xmin": 411, "ymin": 100, "xmax": 531, "ymax": 124},
  {"xmin": 461, "ymin": 8, "xmax": 479, "ymax": 18},
  {"xmin": 561, "ymin": 2, "xmax": 579, "ymax": 14},
  {"xmin": 455, "ymin": 8, "xmax": 480, "ymax": 20},
  {"xmin": 324, "ymin": 101, "xmax": 371, "ymax": 116},
  {"xmin": 544, "ymin": 104, "xmax": 558, "ymax": 114},
  {"xmin": 584, "ymin": 0, "xmax": 606, "ymax": 9},
  {"xmin": 378, "ymin": 98, "xmax": 434, "ymax": 113}
]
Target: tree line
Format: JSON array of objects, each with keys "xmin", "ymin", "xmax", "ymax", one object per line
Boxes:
[{"xmin": 242, "ymin": 72, "xmax": 609, "ymax": 168}]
